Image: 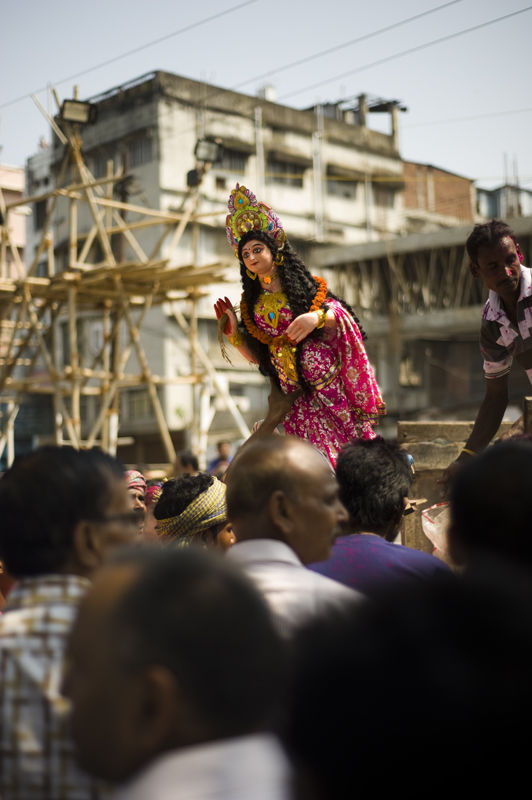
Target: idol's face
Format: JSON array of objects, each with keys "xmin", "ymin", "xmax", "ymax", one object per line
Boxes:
[{"xmin": 241, "ymin": 239, "xmax": 275, "ymax": 278}]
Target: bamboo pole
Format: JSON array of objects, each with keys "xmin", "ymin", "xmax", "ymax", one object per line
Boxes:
[
  {"xmin": 77, "ymin": 219, "xmax": 99, "ymax": 265},
  {"xmin": 68, "ymin": 285, "xmax": 81, "ymax": 440},
  {"xmin": 164, "ymin": 187, "xmax": 200, "ymax": 265},
  {"xmin": 118, "ymin": 284, "xmax": 176, "ymax": 463},
  {"xmin": 69, "ymin": 139, "xmax": 116, "ymax": 266},
  {"xmin": 0, "ymin": 295, "xmax": 28, "ymax": 390},
  {"xmin": 86, "ymin": 297, "xmax": 153, "ymax": 449},
  {"xmin": 171, "ymin": 302, "xmax": 250, "ymax": 439},
  {"xmin": 108, "ymin": 303, "xmax": 121, "ymax": 457},
  {"xmin": 101, "ymin": 305, "xmax": 111, "ymax": 452},
  {"xmin": 190, "ymin": 217, "xmax": 200, "ymax": 452},
  {"xmin": 46, "ymin": 232, "xmax": 55, "ymax": 277},
  {"xmin": 4, "ymin": 173, "xmax": 123, "ymax": 213},
  {"xmin": 0, "ymin": 188, "xmax": 7, "ymax": 279},
  {"xmin": 69, "ymin": 196, "xmax": 78, "ymax": 268},
  {"xmin": 0, "ymin": 403, "xmax": 19, "ymax": 464},
  {"xmin": 23, "ymin": 288, "xmax": 79, "ymax": 446},
  {"xmin": 26, "ymin": 145, "xmax": 71, "ymax": 279},
  {"xmin": 0, "ymin": 190, "xmax": 26, "ymax": 279},
  {"xmin": 50, "ymin": 300, "xmax": 63, "ymax": 445},
  {"xmin": 0, "ymin": 301, "xmax": 63, "ymax": 449},
  {"xmin": 111, "ymin": 209, "xmax": 148, "ymax": 262},
  {"xmin": 6, "ymin": 400, "xmax": 15, "ymax": 467}
]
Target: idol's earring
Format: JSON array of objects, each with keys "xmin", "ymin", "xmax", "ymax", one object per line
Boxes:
[
  {"xmin": 274, "ymin": 251, "xmax": 284, "ymax": 267},
  {"xmin": 246, "ymin": 269, "xmax": 258, "ymax": 280}
]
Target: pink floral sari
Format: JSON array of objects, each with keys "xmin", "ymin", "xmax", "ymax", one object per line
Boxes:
[{"xmin": 254, "ymin": 293, "xmax": 385, "ymax": 467}]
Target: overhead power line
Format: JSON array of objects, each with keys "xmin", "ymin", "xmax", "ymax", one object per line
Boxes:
[
  {"xmin": 151, "ymin": 4, "xmax": 532, "ymax": 146},
  {"xmin": 0, "ymin": 0, "xmax": 259, "ymax": 110},
  {"xmin": 232, "ymin": 0, "xmax": 466, "ymax": 90},
  {"xmin": 280, "ymin": 5, "xmax": 532, "ymax": 101}
]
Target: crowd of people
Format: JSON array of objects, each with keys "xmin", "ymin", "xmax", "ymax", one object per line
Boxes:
[{"xmin": 1, "ymin": 214, "xmax": 531, "ymax": 799}]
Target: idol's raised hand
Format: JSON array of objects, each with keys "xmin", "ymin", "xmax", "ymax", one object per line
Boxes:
[{"xmin": 214, "ymin": 296, "xmax": 237, "ymax": 337}]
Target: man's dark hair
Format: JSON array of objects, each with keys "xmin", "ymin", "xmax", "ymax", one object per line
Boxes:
[
  {"xmin": 450, "ymin": 439, "xmax": 532, "ymax": 566},
  {"xmin": 287, "ymin": 564, "xmax": 532, "ymax": 796},
  {"xmin": 335, "ymin": 438, "xmax": 413, "ymax": 538},
  {"xmin": 109, "ymin": 547, "xmax": 286, "ymax": 738},
  {"xmin": 466, "ymin": 219, "xmax": 517, "ymax": 265},
  {"xmin": 0, "ymin": 445, "xmax": 124, "ymax": 577},
  {"xmin": 154, "ymin": 473, "xmax": 213, "ymax": 520},
  {"xmin": 176, "ymin": 450, "xmax": 198, "ymax": 471}
]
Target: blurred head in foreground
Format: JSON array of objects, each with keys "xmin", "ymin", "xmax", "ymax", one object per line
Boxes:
[{"xmin": 63, "ymin": 547, "xmax": 286, "ymax": 784}]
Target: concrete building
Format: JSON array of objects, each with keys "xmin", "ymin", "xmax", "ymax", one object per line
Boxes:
[
  {"xmin": 477, "ymin": 184, "xmax": 532, "ymax": 220},
  {"xmin": 24, "ymin": 142, "xmax": 53, "ymax": 277},
  {"xmin": 23, "ymin": 70, "xmax": 408, "ymax": 463},
  {"xmin": 0, "ymin": 164, "xmax": 26, "ymax": 278}
]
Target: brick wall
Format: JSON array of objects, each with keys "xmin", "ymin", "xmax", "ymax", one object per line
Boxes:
[{"xmin": 403, "ymin": 161, "xmax": 474, "ymax": 222}]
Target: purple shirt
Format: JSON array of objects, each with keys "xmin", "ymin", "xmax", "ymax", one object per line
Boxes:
[{"xmin": 309, "ymin": 534, "xmax": 450, "ymax": 595}]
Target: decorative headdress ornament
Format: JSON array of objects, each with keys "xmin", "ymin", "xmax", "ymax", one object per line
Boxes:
[{"xmin": 225, "ymin": 184, "xmax": 286, "ymax": 257}]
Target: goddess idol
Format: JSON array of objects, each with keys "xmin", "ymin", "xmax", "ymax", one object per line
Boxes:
[{"xmin": 215, "ymin": 184, "xmax": 385, "ymax": 467}]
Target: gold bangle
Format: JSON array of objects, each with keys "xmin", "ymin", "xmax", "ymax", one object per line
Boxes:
[
  {"xmin": 461, "ymin": 447, "xmax": 476, "ymax": 457},
  {"xmin": 228, "ymin": 329, "xmax": 244, "ymax": 347},
  {"xmin": 314, "ymin": 308, "xmax": 327, "ymax": 329}
]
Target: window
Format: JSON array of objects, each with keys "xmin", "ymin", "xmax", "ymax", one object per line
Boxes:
[
  {"xmin": 266, "ymin": 157, "xmax": 305, "ymax": 188},
  {"xmin": 373, "ymin": 186, "xmax": 395, "ymax": 208},
  {"xmin": 34, "ymin": 200, "xmax": 46, "ymax": 231},
  {"xmin": 124, "ymin": 388, "xmax": 152, "ymax": 420},
  {"xmin": 215, "ymin": 147, "xmax": 248, "ymax": 173},
  {"xmin": 60, "ymin": 319, "xmax": 85, "ymax": 367},
  {"xmin": 129, "ymin": 135, "xmax": 153, "ymax": 168},
  {"xmin": 36, "ymin": 260, "xmax": 48, "ymax": 278},
  {"xmin": 93, "ymin": 152, "xmax": 114, "ymax": 179},
  {"xmin": 215, "ymin": 176, "xmax": 227, "ymax": 191},
  {"xmin": 326, "ymin": 170, "xmax": 358, "ymax": 199}
]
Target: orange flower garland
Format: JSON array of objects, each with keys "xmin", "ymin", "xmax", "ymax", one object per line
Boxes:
[
  {"xmin": 241, "ymin": 276, "xmax": 328, "ymax": 345},
  {"xmin": 309, "ymin": 276, "xmax": 327, "ymax": 312}
]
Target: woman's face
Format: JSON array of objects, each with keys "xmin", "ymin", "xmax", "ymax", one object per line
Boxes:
[{"xmin": 241, "ymin": 239, "xmax": 275, "ymax": 278}]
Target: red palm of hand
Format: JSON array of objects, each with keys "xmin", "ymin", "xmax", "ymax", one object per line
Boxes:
[{"xmin": 214, "ymin": 297, "xmax": 237, "ymax": 336}]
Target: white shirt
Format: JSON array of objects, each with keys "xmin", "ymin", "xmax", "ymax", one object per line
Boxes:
[
  {"xmin": 114, "ymin": 734, "xmax": 291, "ymax": 800},
  {"xmin": 227, "ymin": 539, "xmax": 362, "ymax": 637}
]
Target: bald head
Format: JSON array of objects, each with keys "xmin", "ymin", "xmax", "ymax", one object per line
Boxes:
[
  {"xmin": 226, "ymin": 436, "xmax": 347, "ymax": 564},
  {"xmin": 227, "ymin": 437, "xmax": 326, "ymax": 518}
]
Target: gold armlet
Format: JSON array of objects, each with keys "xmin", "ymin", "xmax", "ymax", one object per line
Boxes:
[{"xmin": 315, "ymin": 308, "xmax": 327, "ymax": 329}]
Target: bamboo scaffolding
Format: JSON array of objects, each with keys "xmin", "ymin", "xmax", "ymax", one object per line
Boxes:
[{"xmin": 0, "ymin": 104, "xmax": 239, "ymax": 463}]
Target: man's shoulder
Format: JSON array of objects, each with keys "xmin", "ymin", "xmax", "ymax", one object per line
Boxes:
[
  {"xmin": 300, "ymin": 564, "xmax": 358, "ymax": 599},
  {"xmin": 311, "ymin": 533, "xmax": 449, "ymax": 592},
  {"xmin": 227, "ymin": 539, "xmax": 301, "ymax": 567},
  {"xmin": 1, "ymin": 575, "xmax": 89, "ymax": 644},
  {"xmin": 228, "ymin": 540, "xmax": 359, "ymax": 620}
]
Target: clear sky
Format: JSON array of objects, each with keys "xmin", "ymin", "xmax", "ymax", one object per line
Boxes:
[{"xmin": 1, "ymin": 0, "xmax": 531, "ymax": 189}]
